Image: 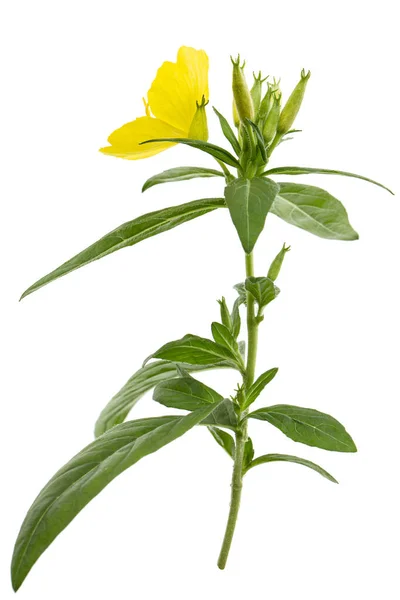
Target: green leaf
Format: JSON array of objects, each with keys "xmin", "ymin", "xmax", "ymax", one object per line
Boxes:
[
  {"xmin": 267, "ymin": 243, "xmax": 291, "ymax": 281},
  {"xmin": 244, "ymin": 453, "xmax": 338, "ymax": 482},
  {"xmin": 211, "ymin": 322, "xmax": 240, "ymax": 357},
  {"xmin": 271, "ymin": 183, "xmax": 359, "ymax": 241},
  {"xmin": 145, "ymin": 334, "xmax": 242, "ymax": 371},
  {"xmin": 224, "ymin": 177, "xmax": 279, "ymax": 253},
  {"xmin": 208, "ymin": 426, "xmax": 235, "ymax": 459},
  {"xmin": 153, "ymin": 374, "xmax": 223, "ymax": 411},
  {"xmin": 245, "ymin": 119, "xmax": 267, "ymax": 162},
  {"xmin": 201, "ymin": 398, "xmax": 238, "ymax": 430},
  {"xmin": 243, "ymin": 367, "xmax": 279, "ymax": 409},
  {"xmin": 94, "ymin": 360, "xmax": 229, "ymax": 437},
  {"xmin": 212, "ymin": 107, "xmax": 241, "ymax": 156},
  {"xmin": 11, "ymin": 401, "xmax": 223, "ymax": 592},
  {"xmin": 142, "ymin": 166, "xmax": 224, "ymax": 192},
  {"xmin": 245, "ymin": 276, "xmax": 280, "ymax": 309},
  {"xmin": 21, "ymin": 198, "xmax": 226, "ymax": 300},
  {"xmin": 243, "ymin": 437, "xmax": 255, "ymax": 471},
  {"xmin": 140, "ymin": 138, "xmax": 241, "ymax": 169},
  {"xmin": 248, "ymin": 404, "xmax": 357, "ymax": 452},
  {"xmin": 263, "ymin": 165, "xmax": 394, "ymax": 195}
]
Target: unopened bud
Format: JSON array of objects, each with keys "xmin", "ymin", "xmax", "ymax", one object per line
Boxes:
[
  {"xmin": 250, "ymin": 71, "xmax": 267, "ymax": 115},
  {"xmin": 267, "ymin": 243, "xmax": 291, "ymax": 281},
  {"xmin": 277, "ymin": 69, "xmax": 310, "ymax": 135},
  {"xmin": 217, "ymin": 297, "xmax": 232, "ymax": 330},
  {"xmin": 188, "ymin": 96, "xmax": 209, "ymax": 141},
  {"xmin": 231, "ymin": 55, "xmax": 254, "ymax": 122},
  {"xmin": 262, "ymin": 91, "xmax": 281, "ymax": 145},
  {"xmin": 258, "ymin": 78, "xmax": 280, "ymax": 121}
]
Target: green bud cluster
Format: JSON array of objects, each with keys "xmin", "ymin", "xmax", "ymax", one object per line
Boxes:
[{"xmin": 230, "ymin": 58, "xmax": 311, "ymax": 170}]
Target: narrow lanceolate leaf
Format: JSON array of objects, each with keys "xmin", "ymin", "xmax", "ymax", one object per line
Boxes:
[
  {"xmin": 94, "ymin": 361, "xmax": 228, "ymax": 437},
  {"xmin": 153, "ymin": 374, "xmax": 223, "ymax": 411},
  {"xmin": 243, "ymin": 367, "xmax": 279, "ymax": 409},
  {"xmin": 271, "ymin": 183, "xmax": 358, "ymax": 241},
  {"xmin": 140, "ymin": 138, "xmax": 241, "ymax": 169},
  {"xmin": 244, "ymin": 453, "xmax": 338, "ymax": 483},
  {"xmin": 248, "ymin": 404, "xmax": 357, "ymax": 452},
  {"xmin": 201, "ymin": 398, "xmax": 238, "ymax": 430},
  {"xmin": 263, "ymin": 165, "xmax": 394, "ymax": 195},
  {"xmin": 225, "ymin": 177, "xmax": 279, "ymax": 253},
  {"xmin": 208, "ymin": 426, "xmax": 235, "ymax": 459},
  {"xmin": 211, "ymin": 322, "xmax": 240, "ymax": 358},
  {"xmin": 11, "ymin": 401, "xmax": 223, "ymax": 592},
  {"xmin": 142, "ymin": 166, "xmax": 224, "ymax": 192},
  {"xmin": 245, "ymin": 276, "xmax": 280, "ymax": 309},
  {"xmin": 21, "ymin": 198, "xmax": 226, "ymax": 300},
  {"xmin": 212, "ymin": 107, "xmax": 241, "ymax": 156},
  {"xmin": 144, "ymin": 334, "xmax": 242, "ymax": 371}
]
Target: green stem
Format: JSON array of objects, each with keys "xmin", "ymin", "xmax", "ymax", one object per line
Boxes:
[
  {"xmin": 217, "ymin": 252, "xmax": 259, "ymax": 569},
  {"xmin": 244, "ymin": 253, "xmax": 258, "ymax": 388}
]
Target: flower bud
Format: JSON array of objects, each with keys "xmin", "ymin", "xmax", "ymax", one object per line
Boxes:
[
  {"xmin": 188, "ymin": 96, "xmax": 209, "ymax": 141},
  {"xmin": 258, "ymin": 78, "xmax": 280, "ymax": 121},
  {"xmin": 267, "ymin": 243, "xmax": 291, "ymax": 281},
  {"xmin": 262, "ymin": 91, "xmax": 281, "ymax": 145},
  {"xmin": 277, "ymin": 69, "xmax": 310, "ymax": 135},
  {"xmin": 231, "ymin": 55, "xmax": 254, "ymax": 122},
  {"xmin": 250, "ymin": 71, "xmax": 267, "ymax": 115},
  {"xmin": 217, "ymin": 297, "xmax": 232, "ymax": 330}
]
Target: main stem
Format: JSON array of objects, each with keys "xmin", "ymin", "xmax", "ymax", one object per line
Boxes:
[{"xmin": 217, "ymin": 252, "xmax": 259, "ymax": 569}]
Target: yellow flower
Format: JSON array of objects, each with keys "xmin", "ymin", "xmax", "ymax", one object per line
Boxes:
[{"xmin": 100, "ymin": 46, "xmax": 209, "ymax": 160}]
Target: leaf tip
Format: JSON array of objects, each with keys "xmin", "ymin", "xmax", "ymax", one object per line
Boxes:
[
  {"xmin": 19, "ymin": 289, "xmax": 29, "ymax": 301},
  {"xmin": 11, "ymin": 564, "xmax": 23, "ymax": 593},
  {"xmin": 345, "ymin": 229, "xmax": 359, "ymax": 241},
  {"xmin": 348, "ymin": 439, "xmax": 358, "ymax": 453}
]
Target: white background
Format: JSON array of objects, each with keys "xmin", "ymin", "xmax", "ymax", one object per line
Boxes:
[{"xmin": 1, "ymin": 1, "xmax": 399, "ymax": 598}]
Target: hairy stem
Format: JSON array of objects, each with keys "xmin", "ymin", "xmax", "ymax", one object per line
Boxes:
[{"xmin": 217, "ymin": 251, "xmax": 258, "ymax": 569}]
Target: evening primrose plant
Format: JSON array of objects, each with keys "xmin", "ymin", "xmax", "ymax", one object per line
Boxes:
[{"xmin": 11, "ymin": 46, "xmax": 393, "ymax": 590}]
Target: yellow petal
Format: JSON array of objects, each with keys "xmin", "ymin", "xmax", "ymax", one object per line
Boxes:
[
  {"xmin": 147, "ymin": 46, "xmax": 209, "ymax": 133},
  {"xmin": 99, "ymin": 116, "xmax": 185, "ymax": 160}
]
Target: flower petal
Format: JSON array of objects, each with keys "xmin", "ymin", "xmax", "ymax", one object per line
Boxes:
[
  {"xmin": 99, "ymin": 116, "xmax": 185, "ymax": 160},
  {"xmin": 147, "ymin": 46, "xmax": 209, "ymax": 133}
]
